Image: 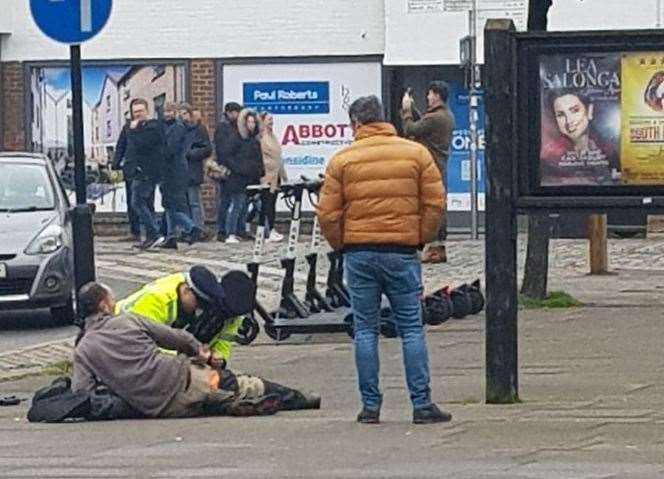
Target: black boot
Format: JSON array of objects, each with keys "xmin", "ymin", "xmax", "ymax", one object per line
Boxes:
[{"xmin": 263, "ymin": 380, "xmax": 321, "ymax": 411}]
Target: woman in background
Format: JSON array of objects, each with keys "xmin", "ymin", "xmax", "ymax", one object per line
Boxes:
[
  {"xmin": 259, "ymin": 111, "xmax": 287, "ymax": 242},
  {"xmin": 224, "ymin": 109, "xmax": 264, "ymax": 244}
]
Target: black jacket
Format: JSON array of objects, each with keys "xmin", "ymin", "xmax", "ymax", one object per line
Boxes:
[
  {"xmin": 112, "ymin": 120, "xmax": 165, "ymax": 182},
  {"xmin": 213, "ymin": 118, "xmax": 241, "ymax": 169},
  {"xmin": 225, "ymin": 136, "xmax": 264, "ymax": 194},
  {"xmin": 160, "ymin": 119, "xmax": 190, "ymax": 211},
  {"xmin": 186, "ymin": 123, "xmax": 212, "ymax": 187}
]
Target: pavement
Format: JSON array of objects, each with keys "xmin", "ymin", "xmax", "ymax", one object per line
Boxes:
[{"xmin": 0, "ymin": 236, "xmax": 663, "ymax": 477}]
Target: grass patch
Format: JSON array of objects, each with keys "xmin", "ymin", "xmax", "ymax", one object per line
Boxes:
[
  {"xmin": 519, "ymin": 291, "xmax": 582, "ymax": 309},
  {"xmin": 41, "ymin": 359, "xmax": 73, "ymax": 376}
]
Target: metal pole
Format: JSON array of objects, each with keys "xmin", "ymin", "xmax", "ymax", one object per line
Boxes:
[
  {"xmin": 69, "ymin": 44, "xmax": 96, "ymax": 319},
  {"xmin": 469, "ymin": 1, "xmax": 480, "ymax": 239},
  {"xmin": 70, "ymin": 45, "xmax": 86, "ymax": 205}
]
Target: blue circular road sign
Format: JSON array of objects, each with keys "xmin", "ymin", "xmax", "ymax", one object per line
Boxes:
[{"xmin": 30, "ymin": 0, "xmax": 113, "ymax": 44}]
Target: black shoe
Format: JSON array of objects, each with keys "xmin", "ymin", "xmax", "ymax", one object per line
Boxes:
[
  {"xmin": 158, "ymin": 237, "xmax": 178, "ymax": 250},
  {"xmin": 280, "ymin": 392, "xmax": 321, "ymax": 411},
  {"xmin": 137, "ymin": 236, "xmax": 161, "ymax": 250},
  {"xmin": 356, "ymin": 407, "xmax": 380, "ymax": 424},
  {"xmin": 217, "ymin": 232, "xmax": 227, "ymax": 242},
  {"xmin": 413, "ymin": 404, "xmax": 452, "ymax": 424},
  {"xmin": 190, "ymin": 227, "xmax": 204, "ymax": 243}
]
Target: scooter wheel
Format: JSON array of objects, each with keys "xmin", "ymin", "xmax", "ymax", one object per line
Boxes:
[
  {"xmin": 264, "ymin": 323, "xmax": 291, "ymax": 341},
  {"xmin": 235, "ymin": 315, "xmax": 260, "ymax": 345}
]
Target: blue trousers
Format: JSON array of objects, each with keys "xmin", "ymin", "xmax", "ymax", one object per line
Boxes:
[{"xmin": 345, "ymin": 250, "xmax": 432, "ymax": 411}]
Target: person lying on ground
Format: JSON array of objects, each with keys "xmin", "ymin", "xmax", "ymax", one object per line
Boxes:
[{"xmin": 72, "ymin": 282, "xmax": 281, "ymax": 419}]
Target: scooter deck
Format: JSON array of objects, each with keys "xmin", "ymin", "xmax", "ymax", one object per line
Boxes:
[{"xmin": 271, "ymin": 307, "xmax": 352, "ymax": 334}]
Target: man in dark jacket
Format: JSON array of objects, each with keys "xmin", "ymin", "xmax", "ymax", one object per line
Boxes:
[
  {"xmin": 113, "ymin": 115, "xmax": 156, "ymax": 242},
  {"xmin": 213, "ymin": 102, "xmax": 242, "ymax": 241},
  {"xmin": 117, "ymin": 99, "xmax": 165, "ymax": 250},
  {"xmin": 183, "ymin": 106, "xmax": 212, "ymax": 235},
  {"xmin": 160, "ymin": 103, "xmax": 202, "ymax": 248},
  {"xmin": 401, "ymin": 81, "xmax": 455, "ymax": 264}
]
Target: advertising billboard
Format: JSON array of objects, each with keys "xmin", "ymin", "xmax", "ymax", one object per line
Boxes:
[
  {"xmin": 447, "ymin": 82, "xmax": 485, "ymax": 211},
  {"xmin": 28, "ymin": 63, "xmax": 187, "ymax": 212},
  {"xmin": 537, "ymin": 50, "xmax": 664, "ymax": 190}
]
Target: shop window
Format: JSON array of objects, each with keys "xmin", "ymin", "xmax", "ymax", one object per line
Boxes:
[{"xmin": 152, "ymin": 65, "xmax": 166, "ymax": 81}]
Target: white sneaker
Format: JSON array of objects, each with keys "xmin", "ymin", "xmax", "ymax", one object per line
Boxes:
[
  {"xmin": 225, "ymin": 235, "xmax": 240, "ymax": 244},
  {"xmin": 267, "ymin": 230, "xmax": 284, "ymax": 242}
]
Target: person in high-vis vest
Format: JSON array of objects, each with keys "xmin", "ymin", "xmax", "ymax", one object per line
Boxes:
[
  {"xmin": 115, "ymin": 266, "xmax": 251, "ymax": 366},
  {"xmin": 116, "ymin": 265, "xmax": 321, "ymax": 411}
]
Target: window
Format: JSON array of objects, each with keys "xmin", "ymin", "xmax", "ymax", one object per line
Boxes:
[
  {"xmin": 106, "ymin": 120, "xmax": 112, "ymax": 139},
  {"xmin": 95, "ymin": 127, "xmax": 100, "ymax": 142},
  {"xmin": 0, "ymin": 163, "xmax": 55, "ymax": 211},
  {"xmin": 123, "ymin": 89, "xmax": 131, "ymax": 101},
  {"xmin": 153, "ymin": 93, "xmax": 166, "ymax": 119},
  {"xmin": 106, "ymin": 95, "xmax": 111, "ymax": 110},
  {"xmin": 66, "ymin": 99, "xmax": 72, "ymax": 109},
  {"xmin": 152, "ymin": 65, "xmax": 166, "ymax": 81}
]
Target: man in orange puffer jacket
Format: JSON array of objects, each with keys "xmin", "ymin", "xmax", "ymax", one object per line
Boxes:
[{"xmin": 317, "ymin": 95, "xmax": 451, "ymax": 425}]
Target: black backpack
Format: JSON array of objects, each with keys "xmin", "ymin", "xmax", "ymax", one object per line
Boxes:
[
  {"xmin": 27, "ymin": 377, "xmax": 142, "ymax": 423},
  {"xmin": 27, "ymin": 377, "xmax": 90, "ymax": 423}
]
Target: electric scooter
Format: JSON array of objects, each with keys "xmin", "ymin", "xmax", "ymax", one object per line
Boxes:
[{"xmin": 302, "ymin": 176, "xmax": 334, "ymax": 314}]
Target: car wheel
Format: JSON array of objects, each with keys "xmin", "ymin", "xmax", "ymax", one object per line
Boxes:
[{"xmin": 51, "ymin": 299, "xmax": 76, "ymax": 325}]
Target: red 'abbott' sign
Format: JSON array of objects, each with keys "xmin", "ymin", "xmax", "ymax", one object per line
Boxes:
[{"xmin": 281, "ymin": 123, "xmax": 353, "ymax": 146}]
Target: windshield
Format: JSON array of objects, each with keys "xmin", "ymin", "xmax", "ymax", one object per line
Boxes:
[{"xmin": 0, "ymin": 163, "xmax": 56, "ymax": 212}]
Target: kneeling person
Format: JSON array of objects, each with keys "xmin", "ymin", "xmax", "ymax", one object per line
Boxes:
[{"xmin": 115, "ymin": 265, "xmax": 250, "ymax": 365}]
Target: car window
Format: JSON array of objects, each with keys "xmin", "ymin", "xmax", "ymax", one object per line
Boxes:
[{"xmin": 0, "ymin": 163, "xmax": 56, "ymax": 211}]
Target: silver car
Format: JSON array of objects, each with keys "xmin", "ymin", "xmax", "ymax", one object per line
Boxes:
[{"xmin": 0, "ymin": 152, "xmax": 75, "ymax": 322}]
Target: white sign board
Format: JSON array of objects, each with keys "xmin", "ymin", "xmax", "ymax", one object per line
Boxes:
[
  {"xmin": 223, "ymin": 62, "xmax": 382, "ymax": 210},
  {"xmin": 384, "ymin": 0, "xmax": 527, "ymax": 65}
]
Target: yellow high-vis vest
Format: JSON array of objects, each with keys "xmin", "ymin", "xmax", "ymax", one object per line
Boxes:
[{"xmin": 115, "ymin": 273, "xmax": 241, "ymax": 362}]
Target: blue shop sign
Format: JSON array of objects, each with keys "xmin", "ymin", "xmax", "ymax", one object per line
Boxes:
[{"xmin": 243, "ymin": 81, "xmax": 330, "ymax": 114}]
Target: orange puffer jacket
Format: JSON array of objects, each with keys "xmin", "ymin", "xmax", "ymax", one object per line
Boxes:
[{"xmin": 317, "ymin": 122, "xmax": 444, "ymax": 250}]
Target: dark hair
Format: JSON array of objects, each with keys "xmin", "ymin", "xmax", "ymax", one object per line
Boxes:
[
  {"xmin": 427, "ymin": 81, "xmax": 449, "ymax": 103},
  {"xmin": 547, "ymin": 88, "xmax": 592, "ymax": 114},
  {"xmin": 129, "ymin": 98, "xmax": 149, "ymax": 113},
  {"xmin": 178, "ymin": 102, "xmax": 194, "ymax": 114},
  {"xmin": 348, "ymin": 95, "xmax": 384, "ymax": 125},
  {"xmin": 224, "ymin": 102, "xmax": 242, "ymax": 113},
  {"xmin": 78, "ymin": 282, "xmax": 109, "ymax": 317}
]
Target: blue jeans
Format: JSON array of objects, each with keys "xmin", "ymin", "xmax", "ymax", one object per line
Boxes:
[
  {"xmin": 165, "ymin": 208, "xmax": 195, "ymax": 236},
  {"xmin": 225, "ymin": 193, "xmax": 248, "ymax": 236},
  {"xmin": 345, "ymin": 250, "xmax": 432, "ymax": 411},
  {"xmin": 130, "ymin": 179, "xmax": 159, "ymax": 240},
  {"xmin": 187, "ymin": 185, "xmax": 205, "ymax": 229},
  {"xmin": 217, "ymin": 182, "xmax": 231, "ymax": 235}
]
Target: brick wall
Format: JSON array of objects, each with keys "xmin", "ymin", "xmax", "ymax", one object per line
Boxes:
[
  {"xmin": 190, "ymin": 59, "xmax": 219, "ymax": 224},
  {"xmin": 1, "ymin": 62, "xmax": 25, "ymax": 150}
]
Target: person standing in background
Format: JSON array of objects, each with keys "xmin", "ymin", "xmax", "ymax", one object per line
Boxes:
[
  {"xmin": 121, "ymin": 99, "xmax": 165, "ymax": 250},
  {"xmin": 258, "ymin": 111, "xmax": 287, "ymax": 242},
  {"xmin": 224, "ymin": 109, "xmax": 264, "ymax": 244},
  {"xmin": 401, "ymin": 81, "xmax": 455, "ymax": 264},
  {"xmin": 160, "ymin": 103, "xmax": 200, "ymax": 249},
  {"xmin": 214, "ymin": 102, "xmax": 243, "ymax": 242},
  {"xmin": 182, "ymin": 106, "xmax": 213, "ymax": 237}
]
